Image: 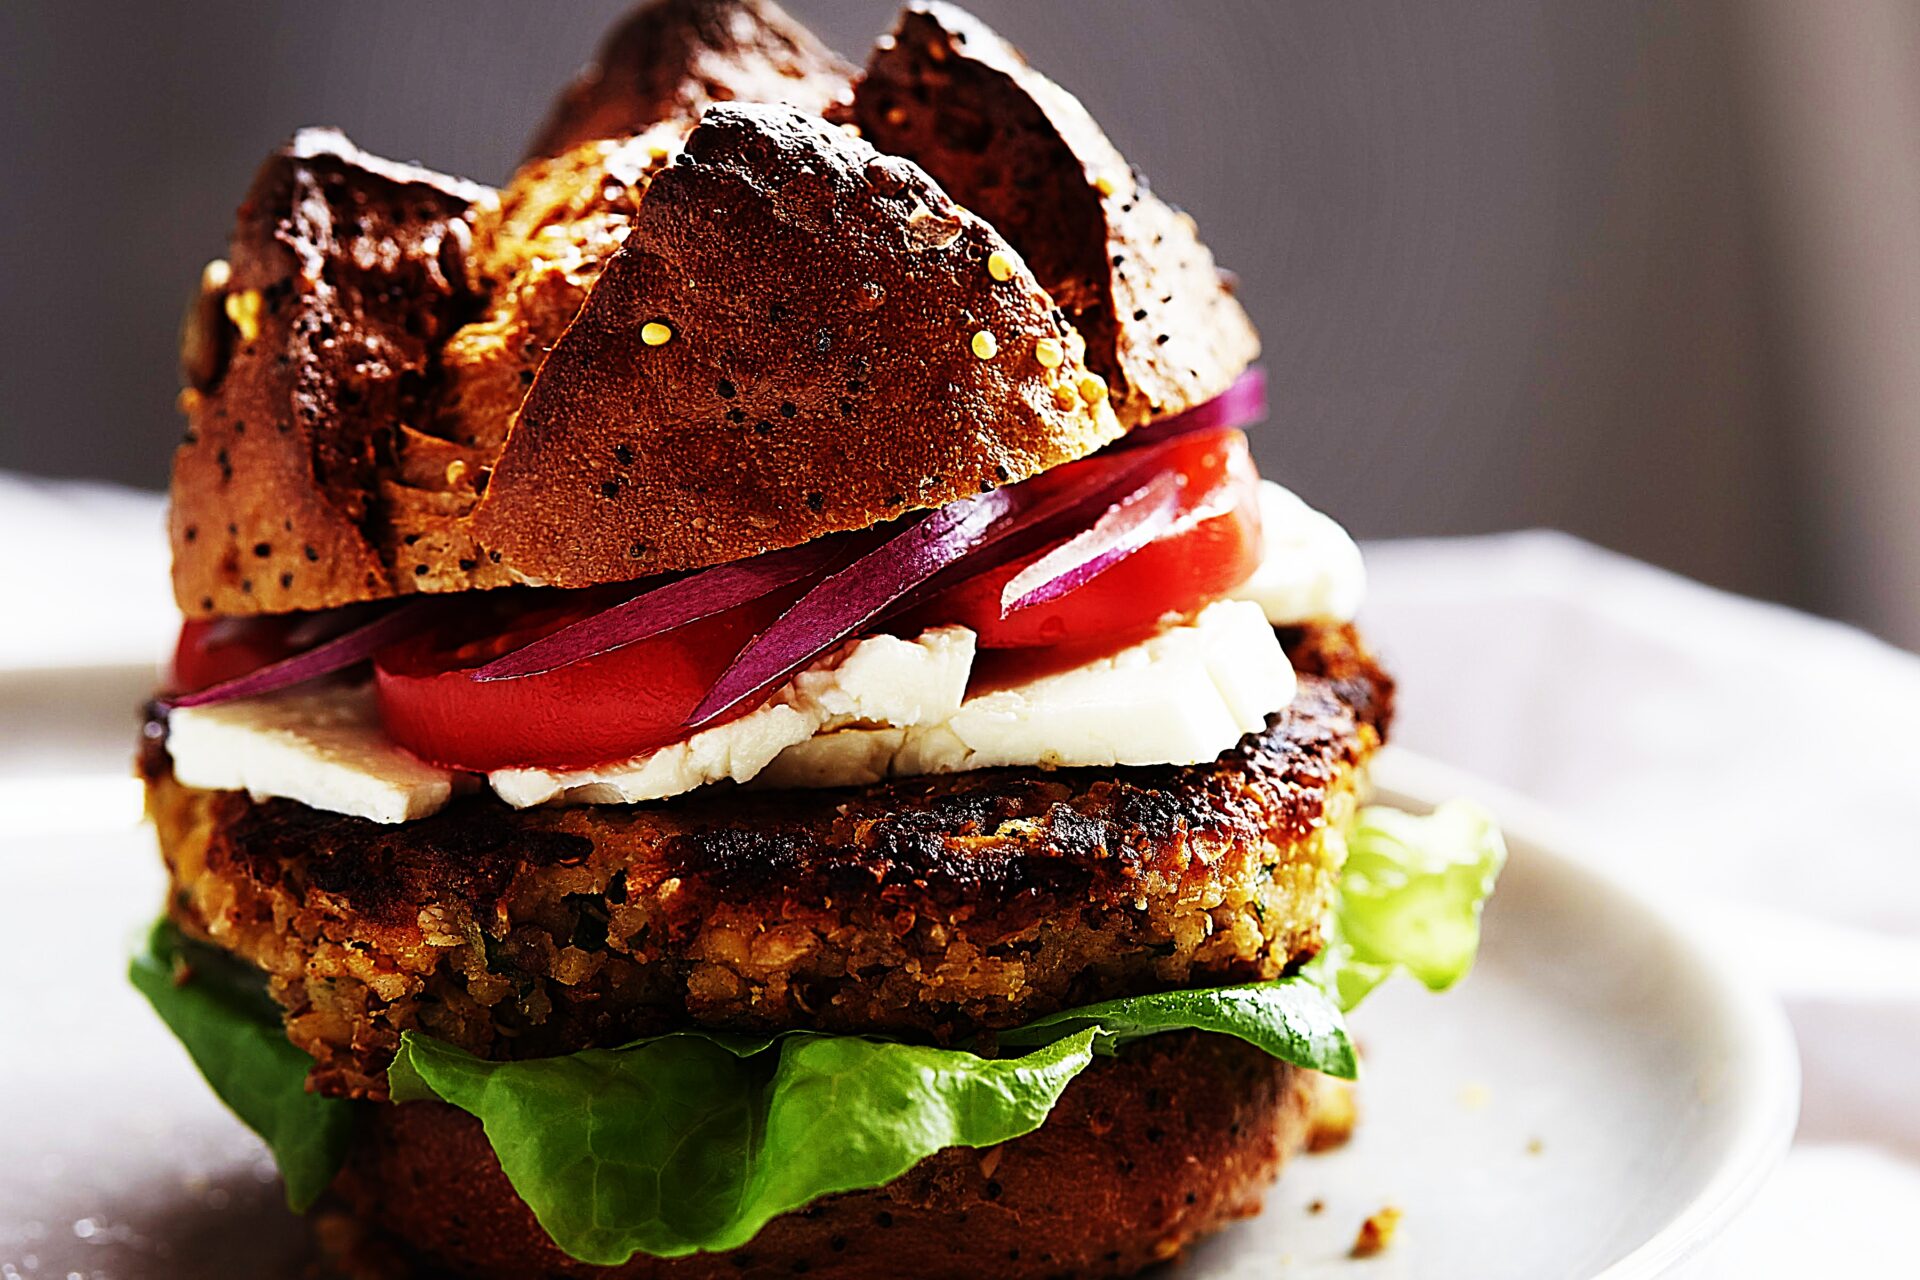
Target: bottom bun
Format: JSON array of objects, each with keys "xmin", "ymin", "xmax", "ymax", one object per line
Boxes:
[{"xmin": 324, "ymin": 1032, "xmax": 1337, "ymax": 1279}]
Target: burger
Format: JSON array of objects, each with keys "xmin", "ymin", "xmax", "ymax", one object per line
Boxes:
[{"xmin": 130, "ymin": 3, "xmax": 1505, "ymax": 1276}]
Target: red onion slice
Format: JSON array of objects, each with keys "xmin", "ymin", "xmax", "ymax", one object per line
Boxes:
[
  {"xmin": 999, "ymin": 471, "xmax": 1185, "ymax": 614},
  {"xmin": 688, "ymin": 444, "xmax": 1216, "ymax": 725},
  {"xmin": 471, "ymin": 540, "xmax": 851, "ymax": 682},
  {"xmin": 687, "ymin": 489, "xmax": 1022, "ymax": 727},
  {"xmin": 163, "ymin": 600, "xmax": 439, "ymax": 709},
  {"xmin": 884, "ymin": 447, "xmax": 1178, "ymax": 620},
  {"xmin": 1108, "ymin": 366, "xmax": 1267, "ymax": 454}
]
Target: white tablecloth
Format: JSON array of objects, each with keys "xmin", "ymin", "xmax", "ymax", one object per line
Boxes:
[{"xmin": 3, "ymin": 473, "xmax": 1915, "ymax": 1273}]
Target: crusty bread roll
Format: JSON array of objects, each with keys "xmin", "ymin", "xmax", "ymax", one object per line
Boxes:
[
  {"xmin": 325, "ymin": 1033, "xmax": 1330, "ymax": 1280},
  {"xmin": 382, "ymin": 125, "xmax": 691, "ymax": 596},
  {"xmin": 854, "ymin": 3, "xmax": 1261, "ymax": 427},
  {"xmin": 168, "ymin": 0, "xmax": 1257, "ymax": 616},
  {"xmin": 467, "ymin": 104, "xmax": 1122, "ymax": 588},
  {"xmin": 169, "ymin": 130, "xmax": 494, "ymax": 617},
  {"xmin": 170, "ymin": 112, "xmax": 1119, "ymax": 613},
  {"xmin": 526, "ymin": 0, "xmax": 855, "ymax": 162}
]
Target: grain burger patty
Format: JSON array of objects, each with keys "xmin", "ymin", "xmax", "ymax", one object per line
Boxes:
[
  {"xmin": 133, "ymin": 3, "xmax": 1501, "ymax": 1277},
  {"xmin": 145, "ymin": 626, "xmax": 1388, "ymax": 1101}
]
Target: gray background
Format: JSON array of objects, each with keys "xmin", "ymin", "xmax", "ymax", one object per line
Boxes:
[{"xmin": 3, "ymin": 1, "xmax": 1909, "ymax": 642}]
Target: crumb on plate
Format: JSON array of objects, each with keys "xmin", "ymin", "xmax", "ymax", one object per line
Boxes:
[{"xmin": 1351, "ymin": 1206, "xmax": 1402, "ymax": 1259}]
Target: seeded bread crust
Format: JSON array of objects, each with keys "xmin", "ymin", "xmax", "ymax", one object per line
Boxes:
[
  {"xmin": 383, "ymin": 125, "xmax": 691, "ymax": 595},
  {"xmin": 168, "ymin": 1, "xmax": 1260, "ymax": 616},
  {"xmin": 525, "ymin": 0, "xmax": 855, "ymax": 161},
  {"xmin": 168, "ymin": 130, "xmax": 494, "ymax": 617},
  {"xmin": 854, "ymin": 3, "xmax": 1261, "ymax": 426},
  {"xmin": 467, "ymin": 103, "xmax": 1121, "ymax": 587}
]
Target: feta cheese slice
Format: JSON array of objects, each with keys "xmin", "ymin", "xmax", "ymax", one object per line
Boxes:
[
  {"xmin": 489, "ymin": 626, "xmax": 977, "ymax": 807},
  {"xmin": 163, "ymin": 593, "xmax": 1302, "ymax": 819},
  {"xmin": 763, "ymin": 599, "xmax": 1295, "ymax": 788},
  {"xmin": 1232, "ymin": 480, "xmax": 1366, "ymax": 623},
  {"xmin": 166, "ymin": 684, "xmax": 459, "ymax": 824}
]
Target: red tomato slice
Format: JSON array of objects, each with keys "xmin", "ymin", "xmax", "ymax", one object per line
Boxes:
[
  {"xmin": 170, "ymin": 609, "xmax": 372, "ymax": 693},
  {"xmin": 909, "ymin": 429, "xmax": 1264, "ymax": 649},
  {"xmin": 373, "ymin": 588, "xmax": 791, "ymax": 772}
]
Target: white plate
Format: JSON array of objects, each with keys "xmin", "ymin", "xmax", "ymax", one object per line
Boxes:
[
  {"xmin": 0, "ymin": 668, "xmax": 1796, "ymax": 1279},
  {"xmin": 1187, "ymin": 751, "xmax": 1799, "ymax": 1279}
]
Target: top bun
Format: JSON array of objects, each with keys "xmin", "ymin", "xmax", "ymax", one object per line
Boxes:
[
  {"xmin": 169, "ymin": 129, "xmax": 492, "ymax": 616},
  {"xmin": 167, "ymin": 0, "xmax": 1257, "ymax": 616},
  {"xmin": 469, "ymin": 104, "xmax": 1121, "ymax": 587},
  {"xmin": 526, "ymin": 0, "xmax": 855, "ymax": 160},
  {"xmin": 854, "ymin": 3, "xmax": 1260, "ymax": 426}
]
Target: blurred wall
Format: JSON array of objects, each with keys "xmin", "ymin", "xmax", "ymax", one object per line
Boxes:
[{"xmin": 0, "ymin": 1, "xmax": 1904, "ymax": 642}]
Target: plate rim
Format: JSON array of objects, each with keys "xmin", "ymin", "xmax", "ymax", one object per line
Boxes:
[{"xmin": 1373, "ymin": 748, "xmax": 1801, "ymax": 1279}]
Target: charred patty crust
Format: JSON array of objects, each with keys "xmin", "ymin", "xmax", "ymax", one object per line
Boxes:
[{"xmin": 144, "ymin": 623, "xmax": 1390, "ymax": 1099}]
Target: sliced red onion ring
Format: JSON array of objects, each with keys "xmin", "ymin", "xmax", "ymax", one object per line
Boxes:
[
  {"xmin": 163, "ymin": 599, "xmax": 439, "ymax": 709},
  {"xmin": 884, "ymin": 446, "xmax": 1178, "ymax": 620},
  {"xmin": 687, "ymin": 444, "xmax": 1210, "ymax": 725},
  {"xmin": 1107, "ymin": 366, "xmax": 1267, "ymax": 454},
  {"xmin": 471, "ymin": 539, "xmax": 851, "ymax": 682},
  {"xmin": 687, "ymin": 489, "xmax": 1021, "ymax": 728},
  {"xmin": 1000, "ymin": 470, "xmax": 1185, "ymax": 614},
  {"xmin": 464, "ymin": 375, "xmax": 1264, "ymax": 694}
]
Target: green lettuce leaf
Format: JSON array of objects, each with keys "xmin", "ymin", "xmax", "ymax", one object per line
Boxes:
[
  {"xmin": 127, "ymin": 920, "xmax": 354, "ymax": 1210},
  {"xmin": 389, "ymin": 1027, "xmax": 1098, "ymax": 1263},
  {"xmin": 1307, "ymin": 800, "xmax": 1507, "ymax": 1012},
  {"xmin": 995, "ymin": 977, "xmax": 1357, "ymax": 1076},
  {"xmin": 386, "ymin": 976, "xmax": 1354, "ymax": 1263}
]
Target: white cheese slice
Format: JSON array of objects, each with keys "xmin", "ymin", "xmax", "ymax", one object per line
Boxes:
[
  {"xmin": 1232, "ymin": 480, "xmax": 1366, "ymax": 623},
  {"xmin": 489, "ymin": 626, "xmax": 977, "ymax": 808},
  {"xmin": 762, "ymin": 599, "xmax": 1294, "ymax": 789},
  {"xmin": 166, "ymin": 684, "xmax": 459, "ymax": 824},
  {"xmin": 163, "ymin": 594, "xmax": 1303, "ymax": 820}
]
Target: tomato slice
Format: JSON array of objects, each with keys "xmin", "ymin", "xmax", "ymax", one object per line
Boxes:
[
  {"xmin": 908, "ymin": 429, "xmax": 1264, "ymax": 649},
  {"xmin": 373, "ymin": 588, "xmax": 791, "ymax": 772},
  {"xmin": 170, "ymin": 609, "xmax": 372, "ymax": 693}
]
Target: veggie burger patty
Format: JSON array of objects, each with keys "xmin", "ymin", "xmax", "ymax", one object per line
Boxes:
[{"xmin": 144, "ymin": 622, "xmax": 1390, "ymax": 1101}]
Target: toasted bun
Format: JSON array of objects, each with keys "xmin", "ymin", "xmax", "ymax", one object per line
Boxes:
[
  {"xmin": 325, "ymin": 1033, "xmax": 1325, "ymax": 1279},
  {"xmin": 854, "ymin": 4, "xmax": 1260, "ymax": 426},
  {"xmin": 467, "ymin": 104, "xmax": 1121, "ymax": 587},
  {"xmin": 168, "ymin": 130, "xmax": 493, "ymax": 616},
  {"xmin": 383, "ymin": 126, "xmax": 690, "ymax": 595},
  {"xmin": 526, "ymin": 0, "xmax": 855, "ymax": 161},
  {"xmin": 169, "ymin": 2, "xmax": 1257, "ymax": 615}
]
